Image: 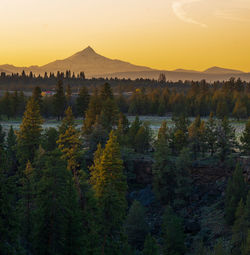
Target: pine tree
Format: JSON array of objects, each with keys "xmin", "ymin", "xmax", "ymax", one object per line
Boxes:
[
  {"xmin": 143, "ymin": 234, "xmax": 159, "ymax": 255},
  {"xmin": 188, "ymin": 115, "xmax": 202, "ymax": 159},
  {"xmin": 125, "ymin": 200, "xmax": 149, "ymax": 249},
  {"xmin": 162, "ymin": 206, "xmax": 185, "ymax": 255},
  {"xmin": 2, "ymin": 91, "xmax": 12, "ymax": 119},
  {"xmin": 116, "ymin": 113, "xmax": 130, "ymax": 146},
  {"xmin": 217, "ymin": 117, "xmax": 237, "ymax": 162},
  {"xmin": 225, "ymin": 164, "xmax": 247, "ymax": 224},
  {"xmin": 231, "ymin": 199, "xmax": 248, "ymax": 255},
  {"xmin": 128, "ymin": 116, "xmax": 142, "ymax": 148},
  {"xmin": 41, "ymin": 127, "xmax": 59, "ymax": 151},
  {"xmin": 33, "ymin": 151, "xmax": 84, "ymax": 255},
  {"xmin": 17, "ymin": 97, "xmax": 43, "ymax": 167},
  {"xmin": 153, "ymin": 122, "xmax": 175, "ymax": 205},
  {"xmin": 82, "ymin": 88, "xmax": 101, "ymax": 134},
  {"xmin": 240, "ymin": 119, "xmax": 250, "ymax": 155},
  {"xmin": 174, "ymin": 147, "xmax": 192, "ymax": 207},
  {"xmin": 205, "ymin": 112, "xmax": 217, "ymax": 156},
  {"xmin": 0, "ymin": 167, "xmax": 20, "ymax": 254},
  {"xmin": 90, "ymin": 131, "xmax": 127, "ymax": 254},
  {"xmin": 32, "ymin": 86, "xmax": 43, "ymax": 112},
  {"xmin": 57, "ymin": 107, "xmax": 81, "ymax": 179},
  {"xmin": 6, "ymin": 126, "xmax": 18, "ymax": 175},
  {"xmin": 58, "ymin": 106, "xmax": 75, "ymax": 134},
  {"xmin": 19, "ymin": 161, "xmax": 35, "ymax": 253},
  {"xmin": 216, "ymin": 99, "xmax": 229, "ymax": 119},
  {"xmin": 76, "ymin": 86, "xmax": 90, "ymax": 117},
  {"xmin": 99, "ymin": 98, "xmax": 119, "ymax": 131},
  {"xmin": 87, "ymin": 116, "xmax": 109, "ymax": 152},
  {"xmin": 53, "ymin": 80, "xmax": 66, "ymax": 120},
  {"xmin": 134, "ymin": 123, "xmax": 152, "ymax": 153},
  {"xmin": 172, "ymin": 115, "xmax": 189, "ymax": 154},
  {"xmin": 233, "ymin": 98, "xmax": 247, "ymax": 120},
  {"xmin": 66, "ymin": 84, "xmax": 72, "ymax": 107},
  {"xmin": 100, "ymin": 82, "xmax": 113, "ymax": 101},
  {"xmin": 78, "ymin": 169, "xmax": 102, "ymax": 254},
  {"xmin": 11, "ymin": 90, "xmax": 19, "ymax": 118}
]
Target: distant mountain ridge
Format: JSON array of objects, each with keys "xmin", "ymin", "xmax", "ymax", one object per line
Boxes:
[
  {"xmin": 203, "ymin": 66, "xmax": 244, "ymax": 74},
  {"xmin": 1, "ymin": 46, "xmax": 250, "ymax": 81}
]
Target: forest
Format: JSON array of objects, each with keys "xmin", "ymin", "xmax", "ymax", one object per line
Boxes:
[
  {"xmin": 0, "ymin": 81, "xmax": 250, "ymax": 255},
  {"xmin": 0, "ymin": 76, "xmax": 250, "ymax": 120}
]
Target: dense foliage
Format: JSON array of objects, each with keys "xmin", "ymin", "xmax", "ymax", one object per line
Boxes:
[{"xmin": 0, "ymin": 82, "xmax": 249, "ymax": 254}]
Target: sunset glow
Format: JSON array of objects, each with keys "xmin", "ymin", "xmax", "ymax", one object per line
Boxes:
[{"xmin": 1, "ymin": 0, "xmax": 250, "ymax": 71}]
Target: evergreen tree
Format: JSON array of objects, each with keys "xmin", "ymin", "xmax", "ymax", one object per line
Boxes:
[
  {"xmin": 233, "ymin": 99, "xmax": 247, "ymax": 120},
  {"xmin": 82, "ymin": 88, "xmax": 101, "ymax": 134},
  {"xmin": 116, "ymin": 113, "xmax": 130, "ymax": 146},
  {"xmin": 57, "ymin": 107, "xmax": 81, "ymax": 180},
  {"xmin": 217, "ymin": 117, "xmax": 237, "ymax": 162},
  {"xmin": 33, "ymin": 151, "xmax": 84, "ymax": 255},
  {"xmin": 66, "ymin": 84, "xmax": 72, "ymax": 107},
  {"xmin": 19, "ymin": 161, "xmax": 35, "ymax": 253},
  {"xmin": 231, "ymin": 199, "xmax": 248, "ymax": 255},
  {"xmin": 240, "ymin": 119, "xmax": 250, "ymax": 155},
  {"xmin": 2, "ymin": 91, "xmax": 12, "ymax": 119},
  {"xmin": 216, "ymin": 99, "xmax": 229, "ymax": 119},
  {"xmin": 0, "ymin": 167, "xmax": 20, "ymax": 254},
  {"xmin": 11, "ymin": 90, "xmax": 19, "ymax": 118},
  {"xmin": 53, "ymin": 80, "xmax": 66, "ymax": 120},
  {"xmin": 134, "ymin": 123, "xmax": 152, "ymax": 153},
  {"xmin": 78, "ymin": 169, "xmax": 102, "ymax": 254},
  {"xmin": 90, "ymin": 131, "xmax": 127, "ymax": 254},
  {"xmin": 174, "ymin": 147, "xmax": 192, "ymax": 208},
  {"xmin": 143, "ymin": 234, "xmax": 159, "ymax": 255},
  {"xmin": 58, "ymin": 106, "xmax": 75, "ymax": 134},
  {"xmin": 116, "ymin": 91, "xmax": 128, "ymax": 113},
  {"xmin": 125, "ymin": 200, "xmax": 149, "ymax": 249},
  {"xmin": 41, "ymin": 127, "xmax": 59, "ymax": 151},
  {"xmin": 162, "ymin": 206, "xmax": 186, "ymax": 255},
  {"xmin": 153, "ymin": 121, "xmax": 175, "ymax": 205},
  {"xmin": 76, "ymin": 86, "xmax": 90, "ymax": 117},
  {"xmin": 128, "ymin": 116, "xmax": 142, "ymax": 149},
  {"xmin": 32, "ymin": 86, "xmax": 43, "ymax": 112},
  {"xmin": 205, "ymin": 112, "xmax": 217, "ymax": 156},
  {"xmin": 17, "ymin": 97, "xmax": 43, "ymax": 167},
  {"xmin": 225, "ymin": 164, "xmax": 247, "ymax": 224},
  {"xmin": 99, "ymin": 98, "xmax": 119, "ymax": 131},
  {"xmin": 87, "ymin": 117, "xmax": 109, "ymax": 153},
  {"xmin": 6, "ymin": 126, "xmax": 18, "ymax": 175},
  {"xmin": 100, "ymin": 82, "xmax": 113, "ymax": 100},
  {"xmin": 188, "ymin": 115, "xmax": 202, "ymax": 159},
  {"xmin": 172, "ymin": 115, "xmax": 189, "ymax": 154}
]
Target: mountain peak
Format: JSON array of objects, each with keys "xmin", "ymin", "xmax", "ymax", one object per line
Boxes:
[
  {"xmin": 84, "ymin": 46, "xmax": 95, "ymax": 53},
  {"xmin": 73, "ymin": 46, "xmax": 96, "ymax": 57},
  {"xmin": 204, "ymin": 66, "xmax": 244, "ymax": 74}
]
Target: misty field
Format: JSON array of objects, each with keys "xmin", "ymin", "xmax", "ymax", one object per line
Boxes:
[{"xmin": 0, "ymin": 116, "xmax": 247, "ymax": 140}]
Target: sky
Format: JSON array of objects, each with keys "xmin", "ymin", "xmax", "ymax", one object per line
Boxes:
[{"xmin": 0, "ymin": 0, "xmax": 250, "ymax": 71}]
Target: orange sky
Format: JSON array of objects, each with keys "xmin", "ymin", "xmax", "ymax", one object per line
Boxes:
[{"xmin": 0, "ymin": 0, "xmax": 250, "ymax": 71}]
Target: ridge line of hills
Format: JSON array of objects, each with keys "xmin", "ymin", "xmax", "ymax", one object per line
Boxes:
[{"xmin": 1, "ymin": 46, "xmax": 250, "ymax": 81}]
